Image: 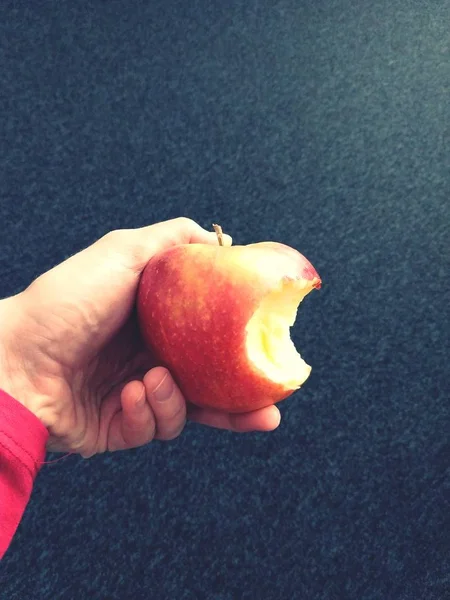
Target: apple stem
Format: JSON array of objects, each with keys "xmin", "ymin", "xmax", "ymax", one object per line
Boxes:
[{"xmin": 212, "ymin": 223, "xmax": 224, "ymax": 246}]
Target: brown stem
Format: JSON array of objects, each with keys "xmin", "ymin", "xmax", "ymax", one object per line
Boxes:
[{"xmin": 212, "ymin": 223, "xmax": 224, "ymax": 246}]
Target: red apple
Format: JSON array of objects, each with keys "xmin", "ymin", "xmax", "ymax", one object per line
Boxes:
[{"xmin": 137, "ymin": 227, "xmax": 321, "ymax": 413}]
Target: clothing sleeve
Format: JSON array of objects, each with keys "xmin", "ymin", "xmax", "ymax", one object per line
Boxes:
[{"xmin": 0, "ymin": 389, "xmax": 48, "ymax": 559}]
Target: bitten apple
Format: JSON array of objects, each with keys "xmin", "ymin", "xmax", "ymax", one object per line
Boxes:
[{"xmin": 137, "ymin": 226, "xmax": 321, "ymax": 413}]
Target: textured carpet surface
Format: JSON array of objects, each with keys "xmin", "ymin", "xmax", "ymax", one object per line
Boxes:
[{"xmin": 0, "ymin": 1, "xmax": 449, "ymax": 599}]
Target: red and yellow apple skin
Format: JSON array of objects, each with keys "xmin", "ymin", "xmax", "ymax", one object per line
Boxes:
[{"xmin": 137, "ymin": 241, "xmax": 321, "ymax": 413}]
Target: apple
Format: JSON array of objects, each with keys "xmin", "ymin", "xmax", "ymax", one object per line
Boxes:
[{"xmin": 137, "ymin": 225, "xmax": 321, "ymax": 413}]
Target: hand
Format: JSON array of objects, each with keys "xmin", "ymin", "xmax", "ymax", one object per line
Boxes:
[{"xmin": 0, "ymin": 218, "xmax": 280, "ymax": 457}]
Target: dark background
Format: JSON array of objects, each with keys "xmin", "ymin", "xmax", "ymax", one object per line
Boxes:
[{"xmin": 0, "ymin": 1, "xmax": 449, "ymax": 598}]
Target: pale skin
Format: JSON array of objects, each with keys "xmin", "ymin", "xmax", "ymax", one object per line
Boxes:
[{"xmin": 0, "ymin": 218, "xmax": 281, "ymax": 458}]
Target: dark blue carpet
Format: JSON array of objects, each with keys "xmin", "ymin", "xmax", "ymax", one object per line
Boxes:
[{"xmin": 1, "ymin": 1, "xmax": 449, "ymax": 598}]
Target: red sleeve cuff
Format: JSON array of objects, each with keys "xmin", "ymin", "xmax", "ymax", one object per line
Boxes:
[
  {"xmin": 0, "ymin": 389, "xmax": 49, "ymax": 559},
  {"xmin": 0, "ymin": 389, "xmax": 49, "ymax": 470}
]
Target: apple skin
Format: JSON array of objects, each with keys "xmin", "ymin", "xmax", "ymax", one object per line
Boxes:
[{"xmin": 137, "ymin": 241, "xmax": 321, "ymax": 413}]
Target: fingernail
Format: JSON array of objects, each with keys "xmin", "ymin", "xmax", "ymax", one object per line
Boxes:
[
  {"xmin": 210, "ymin": 231, "xmax": 233, "ymax": 246},
  {"xmin": 221, "ymin": 233, "xmax": 233, "ymax": 246},
  {"xmin": 153, "ymin": 373, "xmax": 173, "ymax": 402},
  {"xmin": 136, "ymin": 390, "xmax": 146, "ymax": 408},
  {"xmin": 269, "ymin": 406, "xmax": 281, "ymax": 429}
]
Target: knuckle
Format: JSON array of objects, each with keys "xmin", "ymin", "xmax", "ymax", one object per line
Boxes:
[
  {"xmin": 102, "ymin": 228, "xmax": 129, "ymax": 245},
  {"xmin": 154, "ymin": 398, "xmax": 185, "ymax": 424},
  {"xmin": 100, "ymin": 228, "xmax": 147, "ymax": 272},
  {"xmin": 168, "ymin": 400, "xmax": 186, "ymax": 422},
  {"xmin": 174, "ymin": 216, "xmax": 196, "ymax": 229}
]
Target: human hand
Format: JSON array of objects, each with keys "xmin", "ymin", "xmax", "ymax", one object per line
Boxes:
[{"xmin": 0, "ymin": 218, "xmax": 280, "ymax": 457}]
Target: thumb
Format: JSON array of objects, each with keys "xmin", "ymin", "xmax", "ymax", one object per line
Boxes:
[{"xmin": 100, "ymin": 217, "xmax": 233, "ymax": 274}]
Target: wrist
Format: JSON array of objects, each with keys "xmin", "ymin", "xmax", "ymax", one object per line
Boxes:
[{"xmin": 0, "ymin": 295, "xmax": 54, "ymax": 429}]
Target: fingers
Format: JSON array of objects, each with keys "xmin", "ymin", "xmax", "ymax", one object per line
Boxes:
[
  {"xmin": 115, "ymin": 368, "xmax": 186, "ymax": 450},
  {"xmin": 113, "ymin": 367, "xmax": 280, "ymax": 453},
  {"xmin": 141, "ymin": 217, "xmax": 233, "ymax": 249},
  {"xmin": 188, "ymin": 404, "xmax": 281, "ymax": 433},
  {"xmin": 143, "ymin": 367, "xmax": 187, "ymax": 441},
  {"xmin": 105, "ymin": 217, "xmax": 233, "ymax": 274},
  {"xmin": 119, "ymin": 380, "xmax": 156, "ymax": 449}
]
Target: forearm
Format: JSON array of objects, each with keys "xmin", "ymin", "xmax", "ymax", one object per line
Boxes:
[{"xmin": 0, "ymin": 297, "xmax": 49, "ymax": 559}]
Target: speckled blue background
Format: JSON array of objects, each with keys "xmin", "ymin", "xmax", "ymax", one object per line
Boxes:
[{"xmin": 0, "ymin": 1, "xmax": 449, "ymax": 599}]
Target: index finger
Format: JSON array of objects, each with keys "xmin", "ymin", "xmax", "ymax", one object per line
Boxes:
[
  {"xmin": 123, "ymin": 217, "xmax": 233, "ymax": 273},
  {"xmin": 143, "ymin": 217, "xmax": 233, "ymax": 248}
]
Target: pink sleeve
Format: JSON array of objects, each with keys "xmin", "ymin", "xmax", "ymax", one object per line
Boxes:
[{"xmin": 0, "ymin": 389, "xmax": 48, "ymax": 559}]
